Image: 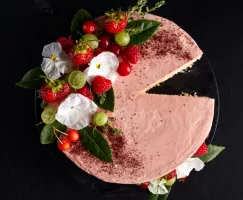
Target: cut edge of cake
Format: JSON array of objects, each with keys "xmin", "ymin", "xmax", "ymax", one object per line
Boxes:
[{"xmin": 139, "ymin": 54, "xmax": 203, "ymax": 94}]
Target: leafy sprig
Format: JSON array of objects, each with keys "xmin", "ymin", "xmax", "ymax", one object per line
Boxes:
[
  {"xmin": 127, "ymin": 0, "xmax": 166, "ymax": 18},
  {"xmin": 102, "ymin": 120, "xmax": 122, "ymax": 136},
  {"xmin": 146, "ymin": 1, "xmax": 166, "ymax": 13},
  {"xmin": 127, "ymin": 0, "xmax": 147, "ymax": 17}
]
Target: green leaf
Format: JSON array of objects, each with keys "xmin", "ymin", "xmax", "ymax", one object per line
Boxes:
[
  {"xmin": 149, "ymin": 193, "xmax": 160, "ymax": 200},
  {"xmin": 149, "ymin": 186, "xmax": 172, "ymax": 200},
  {"xmin": 94, "ymin": 87, "xmax": 115, "ymax": 112},
  {"xmin": 40, "ymin": 121, "xmax": 67, "ymax": 144},
  {"xmin": 125, "ymin": 19, "xmax": 160, "ymax": 45},
  {"xmin": 199, "ymin": 144, "xmax": 225, "ymax": 163},
  {"xmin": 15, "ymin": 67, "xmax": 45, "ymax": 89},
  {"xmin": 70, "ymin": 9, "xmax": 93, "ymax": 40},
  {"xmin": 79, "ymin": 126, "xmax": 112, "ymax": 162}
]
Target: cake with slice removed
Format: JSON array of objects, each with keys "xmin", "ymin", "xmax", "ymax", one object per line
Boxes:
[{"xmin": 63, "ymin": 14, "xmax": 214, "ymax": 184}]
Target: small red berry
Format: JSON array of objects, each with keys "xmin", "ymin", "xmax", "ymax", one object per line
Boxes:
[
  {"xmin": 57, "ymin": 37, "xmax": 74, "ymax": 53},
  {"xmin": 99, "ymin": 35, "xmax": 111, "ymax": 49},
  {"xmin": 96, "ymin": 48, "xmax": 106, "ymax": 55},
  {"xmin": 139, "ymin": 182, "xmax": 150, "ymax": 189},
  {"xmin": 77, "ymin": 86, "xmax": 94, "ymax": 100},
  {"xmin": 165, "ymin": 170, "xmax": 176, "ymax": 180},
  {"xmin": 58, "ymin": 138, "xmax": 71, "ymax": 151},
  {"xmin": 194, "ymin": 142, "xmax": 208, "ymax": 156},
  {"xmin": 67, "ymin": 129, "xmax": 80, "ymax": 142},
  {"xmin": 92, "ymin": 76, "xmax": 112, "ymax": 95},
  {"xmin": 82, "ymin": 20, "xmax": 97, "ymax": 34},
  {"xmin": 122, "ymin": 45, "xmax": 141, "ymax": 64},
  {"xmin": 117, "ymin": 61, "xmax": 132, "ymax": 76},
  {"xmin": 109, "ymin": 44, "xmax": 121, "ymax": 56}
]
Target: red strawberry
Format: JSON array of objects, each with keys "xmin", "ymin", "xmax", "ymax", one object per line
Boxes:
[
  {"xmin": 69, "ymin": 44, "xmax": 94, "ymax": 67},
  {"xmin": 77, "ymin": 86, "xmax": 94, "ymax": 101},
  {"xmin": 40, "ymin": 84, "xmax": 57, "ymax": 102},
  {"xmin": 139, "ymin": 182, "xmax": 150, "ymax": 189},
  {"xmin": 104, "ymin": 12, "xmax": 127, "ymax": 33},
  {"xmin": 56, "ymin": 83, "xmax": 71, "ymax": 101},
  {"xmin": 57, "ymin": 37, "xmax": 74, "ymax": 53},
  {"xmin": 40, "ymin": 82, "xmax": 71, "ymax": 103},
  {"xmin": 122, "ymin": 45, "xmax": 141, "ymax": 64},
  {"xmin": 92, "ymin": 76, "xmax": 112, "ymax": 95},
  {"xmin": 194, "ymin": 142, "xmax": 208, "ymax": 156},
  {"xmin": 165, "ymin": 170, "xmax": 176, "ymax": 180}
]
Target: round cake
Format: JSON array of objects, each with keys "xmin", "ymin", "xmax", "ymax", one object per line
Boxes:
[
  {"xmin": 16, "ymin": 2, "xmax": 225, "ymax": 198},
  {"xmin": 63, "ymin": 14, "xmax": 214, "ymax": 184}
]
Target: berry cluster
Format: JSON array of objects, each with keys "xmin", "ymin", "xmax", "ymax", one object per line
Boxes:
[
  {"xmin": 56, "ymin": 10, "xmax": 141, "ymax": 96},
  {"xmin": 39, "ymin": 9, "xmax": 142, "ymax": 151},
  {"xmin": 57, "ymin": 112, "xmax": 109, "ymax": 151},
  {"xmin": 57, "ymin": 129, "xmax": 80, "ymax": 151}
]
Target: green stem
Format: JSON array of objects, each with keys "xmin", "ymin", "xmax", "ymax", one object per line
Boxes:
[
  {"xmin": 146, "ymin": 0, "xmax": 166, "ymax": 12},
  {"xmin": 53, "ymin": 127, "xmax": 68, "ymax": 136},
  {"xmin": 52, "ymin": 127, "xmax": 63, "ymax": 144},
  {"xmin": 127, "ymin": 0, "xmax": 148, "ymax": 18},
  {"xmin": 39, "ymin": 75, "xmax": 55, "ymax": 84}
]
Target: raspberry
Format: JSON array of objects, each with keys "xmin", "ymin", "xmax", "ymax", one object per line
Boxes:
[
  {"xmin": 122, "ymin": 45, "xmax": 141, "ymax": 64},
  {"xmin": 92, "ymin": 76, "xmax": 112, "ymax": 95},
  {"xmin": 194, "ymin": 142, "xmax": 208, "ymax": 156},
  {"xmin": 57, "ymin": 37, "xmax": 74, "ymax": 53},
  {"xmin": 77, "ymin": 86, "xmax": 94, "ymax": 101}
]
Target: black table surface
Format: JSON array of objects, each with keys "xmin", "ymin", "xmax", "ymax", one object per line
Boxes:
[{"xmin": 2, "ymin": 0, "xmax": 243, "ymax": 199}]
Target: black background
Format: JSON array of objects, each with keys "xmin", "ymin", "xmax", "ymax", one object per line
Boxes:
[{"xmin": 2, "ymin": 0, "xmax": 243, "ymax": 199}]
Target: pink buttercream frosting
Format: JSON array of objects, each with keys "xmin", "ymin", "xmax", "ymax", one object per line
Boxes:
[{"xmin": 63, "ymin": 14, "xmax": 214, "ymax": 184}]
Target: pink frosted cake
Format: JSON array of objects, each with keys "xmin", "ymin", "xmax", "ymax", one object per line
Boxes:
[
  {"xmin": 64, "ymin": 14, "xmax": 214, "ymax": 184},
  {"xmin": 17, "ymin": 1, "xmax": 224, "ymax": 199}
]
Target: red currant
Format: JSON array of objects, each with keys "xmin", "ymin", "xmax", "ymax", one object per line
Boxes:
[
  {"xmin": 99, "ymin": 35, "xmax": 111, "ymax": 49},
  {"xmin": 96, "ymin": 48, "xmax": 106, "ymax": 55},
  {"xmin": 82, "ymin": 20, "xmax": 97, "ymax": 34},
  {"xmin": 109, "ymin": 44, "xmax": 121, "ymax": 56},
  {"xmin": 67, "ymin": 129, "xmax": 80, "ymax": 142},
  {"xmin": 139, "ymin": 182, "xmax": 150, "ymax": 189},
  {"xmin": 117, "ymin": 61, "xmax": 132, "ymax": 76},
  {"xmin": 58, "ymin": 138, "xmax": 71, "ymax": 151}
]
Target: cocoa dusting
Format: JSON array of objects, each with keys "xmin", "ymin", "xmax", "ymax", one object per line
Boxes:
[
  {"xmin": 139, "ymin": 30, "xmax": 192, "ymax": 61},
  {"xmin": 69, "ymin": 131, "xmax": 143, "ymax": 179}
]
